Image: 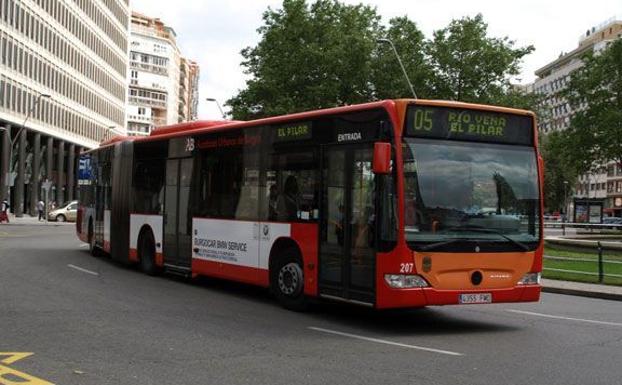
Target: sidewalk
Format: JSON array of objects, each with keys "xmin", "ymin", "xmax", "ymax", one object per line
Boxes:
[
  {"xmin": 542, "ymin": 278, "xmax": 622, "ymax": 301},
  {"xmin": 0, "ymin": 214, "xmax": 73, "ymax": 226}
]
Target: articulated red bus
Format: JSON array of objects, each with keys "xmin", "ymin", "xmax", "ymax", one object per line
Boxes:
[{"xmin": 76, "ymin": 99, "xmax": 543, "ymax": 310}]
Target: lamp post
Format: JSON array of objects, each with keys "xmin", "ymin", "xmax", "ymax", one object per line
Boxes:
[
  {"xmin": 206, "ymin": 98, "xmax": 226, "ymax": 119},
  {"xmin": 376, "ymin": 38, "xmax": 417, "ymax": 99},
  {"xmin": 563, "ymin": 181, "xmax": 569, "ymax": 222},
  {"xmin": 101, "ymin": 125, "xmax": 116, "ymax": 143},
  {"xmin": 0, "ymin": 93, "xmax": 51, "ymax": 215}
]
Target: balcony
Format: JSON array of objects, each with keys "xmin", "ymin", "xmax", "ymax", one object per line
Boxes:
[
  {"xmin": 129, "ymin": 96, "xmax": 167, "ymax": 109},
  {"xmin": 132, "ymin": 24, "xmax": 175, "ymax": 41},
  {"xmin": 130, "ymin": 61, "xmax": 168, "ymax": 76},
  {"xmin": 128, "ymin": 114, "xmax": 167, "ymax": 127}
]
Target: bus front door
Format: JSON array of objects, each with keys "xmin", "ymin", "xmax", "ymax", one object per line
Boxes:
[
  {"xmin": 163, "ymin": 158, "xmax": 193, "ymax": 269},
  {"xmin": 319, "ymin": 145, "xmax": 376, "ymax": 305}
]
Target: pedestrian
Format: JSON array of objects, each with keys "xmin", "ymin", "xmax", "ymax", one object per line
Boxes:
[
  {"xmin": 37, "ymin": 199, "xmax": 45, "ymax": 221},
  {"xmin": 0, "ymin": 198, "xmax": 10, "ymax": 224}
]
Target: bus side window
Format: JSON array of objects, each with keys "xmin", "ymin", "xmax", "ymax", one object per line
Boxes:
[
  {"xmin": 132, "ymin": 159, "xmax": 165, "ymax": 215},
  {"xmin": 263, "ymin": 150, "xmax": 318, "ymax": 222},
  {"xmin": 197, "ymin": 131, "xmax": 261, "ymax": 221}
]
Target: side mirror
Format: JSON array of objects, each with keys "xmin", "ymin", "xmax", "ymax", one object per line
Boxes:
[{"xmin": 373, "ymin": 142, "xmax": 391, "ymax": 174}]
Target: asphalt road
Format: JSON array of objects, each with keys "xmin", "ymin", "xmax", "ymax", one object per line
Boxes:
[{"xmin": 1, "ymin": 225, "xmax": 621, "ymax": 385}]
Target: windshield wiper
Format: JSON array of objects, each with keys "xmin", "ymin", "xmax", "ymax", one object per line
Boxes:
[
  {"xmin": 446, "ymin": 225, "xmax": 530, "ymax": 251},
  {"xmin": 418, "ymin": 237, "xmax": 472, "ymax": 251}
]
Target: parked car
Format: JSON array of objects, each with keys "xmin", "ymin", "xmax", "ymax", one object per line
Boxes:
[{"xmin": 48, "ymin": 200, "xmax": 78, "ymax": 222}]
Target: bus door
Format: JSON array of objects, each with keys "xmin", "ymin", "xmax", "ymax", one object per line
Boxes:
[
  {"xmin": 163, "ymin": 157, "xmax": 194, "ymax": 268},
  {"xmin": 319, "ymin": 145, "xmax": 376, "ymax": 305}
]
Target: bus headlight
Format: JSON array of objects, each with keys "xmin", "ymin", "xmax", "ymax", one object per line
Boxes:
[
  {"xmin": 517, "ymin": 272, "xmax": 541, "ymax": 285},
  {"xmin": 384, "ymin": 274, "xmax": 429, "ymax": 288}
]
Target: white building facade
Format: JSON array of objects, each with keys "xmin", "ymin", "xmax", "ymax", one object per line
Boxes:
[
  {"xmin": 534, "ymin": 18, "xmax": 622, "ymax": 214},
  {"xmin": 127, "ymin": 13, "xmax": 182, "ymax": 136},
  {"xmin": 0, "ymin": 0, "xmax": 129, "ymax": 216}
]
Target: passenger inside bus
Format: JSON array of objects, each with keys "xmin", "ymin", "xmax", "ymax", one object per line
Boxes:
[
  {"xmin": 276, "ymin": 175, "xmax": 300, "ymax": 221},
  {"xmin": 268, "ymin": 184, "xmax": 279, "ymax": 221}
]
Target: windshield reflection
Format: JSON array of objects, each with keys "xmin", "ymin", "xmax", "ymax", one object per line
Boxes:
[{"xmin": 403, "ymin": 138, "xmax": 540, "ymax": 251}]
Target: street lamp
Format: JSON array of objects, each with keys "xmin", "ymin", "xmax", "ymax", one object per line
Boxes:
[
  {"xmin": 563, "ymin": 181, "xmax": 569, "ymax": 222},
  {"xmin": 206, "ymin": 98, "xmax": 226, "ymax": 119},
  {"xmin": 101, "ymin": 125, "xmax": 116, "ymax": 143},
  {"xmin": 1, "ymin": 93, "xmax": 51, "ymax": 208},
  {"xmin": 376, "ymin": 38, "xmax": 417, "ymax": 99}
]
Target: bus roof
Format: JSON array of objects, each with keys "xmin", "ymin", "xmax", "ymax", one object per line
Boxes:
[{"xmin": 91, "ymin": 99, "xmax": 535, "ymax": 150}]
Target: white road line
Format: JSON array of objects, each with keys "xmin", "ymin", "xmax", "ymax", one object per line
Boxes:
[
  {"xmin": 507, "ymin": 309, "xmax": 622, "ymax": 327},
  {"xmin": 78, "ymin": 244, "xmax": 89, "ymax": 248},
  {"xmin": 67, "ymin": 264, "xmax": 99, "ymax": 276},
  {"xmin": 308, "ymin": 327, "xmax": 463, "ymax": 356}
]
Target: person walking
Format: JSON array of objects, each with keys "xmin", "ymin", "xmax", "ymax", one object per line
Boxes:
[
  {"xmin": 0, "ymin": 198, "xmax": 10, "ymax": 224},
  {"xmin": 37, "ymin": 199, "xmax": 45, "ymax": 221}
]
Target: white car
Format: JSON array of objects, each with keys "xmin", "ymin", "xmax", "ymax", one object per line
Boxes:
[{"xmin": 48, "ymin": 200, "xmax": 78, "ymax": 222}]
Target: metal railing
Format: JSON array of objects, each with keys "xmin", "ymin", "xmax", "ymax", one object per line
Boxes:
[
  {"xmin": 544, "ymin": 221, "xmax": 622, "ymax": 236},
  {"xmin": 128, "ymin": 96, "xmax": 167, "ymax": 109},
  {"xmin": 544, "ymin": 242, "xmax": 622, "ymax": 283},
  {"xmin": 130, "ymin": 61, "xmax": 168, "ymax": 76}
]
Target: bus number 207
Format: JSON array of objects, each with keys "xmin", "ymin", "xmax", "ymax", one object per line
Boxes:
[{"xmin": 400, "ymin": 263, "xmax": 414, "ymax": 273}]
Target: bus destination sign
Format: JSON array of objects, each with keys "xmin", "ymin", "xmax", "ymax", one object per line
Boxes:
[
  {"xmin": 405, "ymin": 106, "xmax": 534, "ymax": 145},
  {"xmin": 274, "ymin": 122, "xmax": 312, "ymax": 142}
]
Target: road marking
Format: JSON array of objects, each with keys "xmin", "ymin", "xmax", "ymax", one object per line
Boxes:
[
  {"xmin": 507, "ymin": 309, "xmax": 622, "ymax": 327},
  {"xmin": 67, "ymin": 264, "xmax": 99, "ymax": 276},
  {"xmin": 0, "ymin": 353, "xmax": 33, "ymax": 365},
  {"xmin": 78, "ymin": 244, "xmax": 89, "ymax": 248},
  {"xmin": 0, "ymin": 352, "xmax": 54, "ymax": 384},
  {"xmin": 308, "ymin": 327, "xmax": 463, "ymax": 356}
]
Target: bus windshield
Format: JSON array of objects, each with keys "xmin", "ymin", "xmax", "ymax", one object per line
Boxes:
[{"xmin": 403, "ymin": 138, "xmax": 540, "ymax": 252}]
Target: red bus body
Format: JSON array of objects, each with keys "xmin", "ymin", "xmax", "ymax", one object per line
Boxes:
[{"xmin": 76, "ymin": 99, "xmax": 543, "ymax": 309}]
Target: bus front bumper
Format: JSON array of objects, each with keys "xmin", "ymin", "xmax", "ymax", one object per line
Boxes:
[{"xmin": 376, "ymin": 285, "xmax": 541, "ymax": 309}]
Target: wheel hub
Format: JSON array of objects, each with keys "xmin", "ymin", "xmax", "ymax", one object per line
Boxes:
[{"xmin": 278, "ymin": 262, "xmax": 303, "ymax": 296}]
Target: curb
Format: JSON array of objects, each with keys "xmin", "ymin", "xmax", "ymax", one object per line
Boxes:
[
  {"xmin": 0, "ymin": 221, "xmax": 73, "ymax": 227},
  {"xmin": 542, "ymin": 286, "xmax": 622, "ymax": 301}
]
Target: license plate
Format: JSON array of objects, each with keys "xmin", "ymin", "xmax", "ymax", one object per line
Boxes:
[{"xmin": 459, "ymin": 293, "xmax": 492, "ymax": 304}]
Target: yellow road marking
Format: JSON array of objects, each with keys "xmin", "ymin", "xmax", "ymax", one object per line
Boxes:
[
  {"xmin": 0, "ymin": 353, "xmax": 54, "ymax": 385},
  {"xmin": 0, "ymin": 353, "xmax": 33, "ymax": 365}
]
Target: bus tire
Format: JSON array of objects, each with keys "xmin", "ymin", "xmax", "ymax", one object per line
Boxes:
[
  {"xmin": 138, "ymin": 229, "xmax": 159, "ymax": 276},
  {"xmin": 88, "ymin": 219, "xmax": 97, "ymax": 256},
  {"xmin": 270, "ymin": 249, "xmax": 307, "ymax": 311}
]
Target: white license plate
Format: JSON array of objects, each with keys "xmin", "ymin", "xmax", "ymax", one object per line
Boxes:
[{"xmin": 459, "ymin": 293, "xmax": 492, "ymax": 304}]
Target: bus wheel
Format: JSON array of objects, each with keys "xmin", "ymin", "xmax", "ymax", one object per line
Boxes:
[
  {"xmin": 271, "ymin": 250, "xmax": 307, "ymax": 311},
  {"xmin": 88, "ymin": 221, "xmax": 97, "ymax": 256},
  {"xmin": 139, "ymin": 230, "xmax": 159, "ymax": 276}
]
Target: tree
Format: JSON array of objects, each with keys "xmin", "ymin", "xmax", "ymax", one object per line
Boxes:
[
  {"xmin": 426, "ymin": 14, "xmax": 534, "ymax": 107},
  {"xmin": 540, "ymin": 132, "xmax": 578, "ymax": 213},
  {"xmin": 370, "ymin": 16, "xmax": 432, "ymax": 100},
  {"xmin": 562, "ymin": 39, "xmax": 622, "ymax": 173},
  {"xmin": 227, "ymin": 0, "xmax": 383, "ymax": 120},
  {"xmin": 227, "ymin": 4, "xmax": 537, "ymax": 119}
]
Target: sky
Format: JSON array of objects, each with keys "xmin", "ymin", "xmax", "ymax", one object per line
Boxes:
[{"xmin": 130, "ymin": 0, "xmax": 621, "ymax": 119}]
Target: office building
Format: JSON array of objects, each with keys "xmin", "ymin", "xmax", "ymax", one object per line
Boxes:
[
  {"xmin": 0, "ymin": 0, "xmax": 129, "ymax": 216},
  {"xmin": 533, "ymin": 17, "xmax": 622, "ymax": 214}
]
